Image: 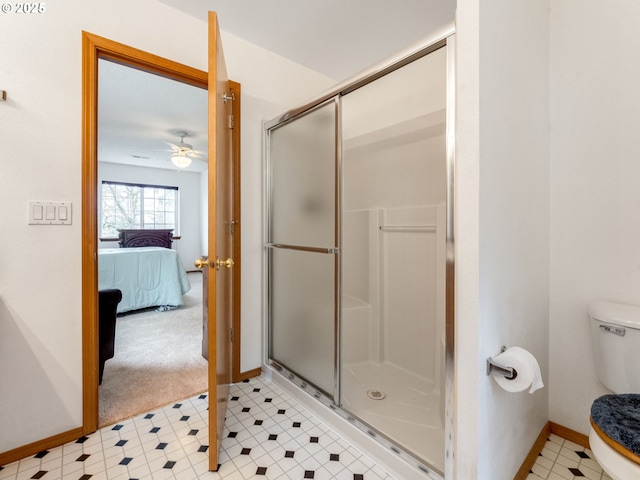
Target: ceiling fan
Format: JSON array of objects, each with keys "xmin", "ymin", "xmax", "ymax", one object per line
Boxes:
[{"xmin": 166, "ymin": 131, "xmax": 204, "ymax": 168}]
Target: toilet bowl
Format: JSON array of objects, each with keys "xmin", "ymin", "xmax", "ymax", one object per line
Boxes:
[
  {"xmin": 589, "ymin": 301, "xmax": 640, "ymax": 479},
  {"xmin": 589, "ymin": 428, "xmax": 640, "ymax": 480}
]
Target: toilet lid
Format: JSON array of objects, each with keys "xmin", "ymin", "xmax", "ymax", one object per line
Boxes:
[{"xmin": 591, "ymin": 394, "xmax": 640, "ymax": 464}]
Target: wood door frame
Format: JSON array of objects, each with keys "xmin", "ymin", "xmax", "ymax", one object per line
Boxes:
[
  {"xmin": 228, "ymin": 80, "xmax": 243, "ymax": 382},
  {"xmin": 226, "ymin": 81, "xmax": 259, "ymax": 382},
  {"xmin": 81, "ymin": 31, "xmax": 243, "ymax": 433}
]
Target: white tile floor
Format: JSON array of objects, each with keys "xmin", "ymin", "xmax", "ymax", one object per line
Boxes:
[
  {"xmin": 1, "ymin": 375, "xmax": 616, "ymax": 480},
  {"xmin": 527, "ymin": 433, "xmax": 611, "ymax": 480},
  {"xmin": 0, "ymin": 376, "xmax": 397, "ymax": 480}
]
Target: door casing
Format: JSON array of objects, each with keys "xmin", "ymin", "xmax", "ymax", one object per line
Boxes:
[{"xmin": 80, "ymin": 31, "xmax": 244, "ymax": 434}]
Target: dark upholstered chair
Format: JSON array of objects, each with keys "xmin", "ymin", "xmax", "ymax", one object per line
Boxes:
[{"xmin": 98, "ymin": 289, "xmax": 122, "ymax": 384}]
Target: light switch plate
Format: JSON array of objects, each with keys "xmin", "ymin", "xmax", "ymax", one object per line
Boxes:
[{"xmin": 29, "ymin": 201, "xmax": 72, "ymax": 225}]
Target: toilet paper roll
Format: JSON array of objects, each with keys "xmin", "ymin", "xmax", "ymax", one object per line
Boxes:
[{"xmin": 491, "ymin": 346, "xmax": 544, "ymax": 394}]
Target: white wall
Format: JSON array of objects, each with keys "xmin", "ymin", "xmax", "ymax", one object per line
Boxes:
[
  {"xmin": 549, "ymin": 1, "xmax": 640, "ymax": 434},
  {"xmin": 0, "ymin": 0, "xmax": 332, "ymax": 454},
  {"xmin": 455, "ymin": 1, "xmax": 640, "ymax": 477},
  {"xmin": 238, "ymin": 94, "xmax": 288, "ymax": 372},
  {"xmin": 455, "ymin": 1, "xmax": 550, "ymax": 478},
  {"xmin": 453, "ymin": 3, "xmax": 480, "ymax": 477},
  {"xmin": 0, "ymin": 0, "xmax": 209, "ymax": 454},
  {"xmin": 478, "ymin": 3, "xmax": 550, "ymax": 478},
  {"xmin": 221, "ymin": 30, "xmax": 336, "ymax": 108},
  {"xmin": 97, "ymin": 162, "xmax": 203, "ymax": 271}
]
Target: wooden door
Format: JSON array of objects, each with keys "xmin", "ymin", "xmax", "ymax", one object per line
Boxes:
[
  {"xmin": 206, "ymin": 11, "xmax": 233, "ymax": 470},
  {"xmin": 81, "ymin": 23, "xmax": 237, "ymax": 468}
]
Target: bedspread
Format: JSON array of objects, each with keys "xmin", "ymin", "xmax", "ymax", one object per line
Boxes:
[{"xmin": 98, "ymin": 247, "xmax": 191, "ymax": 313}]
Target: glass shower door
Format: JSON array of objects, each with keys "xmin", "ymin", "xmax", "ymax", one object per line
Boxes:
[
  {"xmin": 266, "ymin": 99, "xmax": 338, "ymax": 396},
  {"xmin": 340, "ymin": 47, "xmax": 448, "ymax": 472}
]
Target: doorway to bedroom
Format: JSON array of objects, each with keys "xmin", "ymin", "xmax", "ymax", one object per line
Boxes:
[
  {"xmin": 95, "ymin": 59, "xmax": 210, "ymax": 426},
  {"xmin": 81, "ymin": 35, "xmax": 242, "ymax": 431}
]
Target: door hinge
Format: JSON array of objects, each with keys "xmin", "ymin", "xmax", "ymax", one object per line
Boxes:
[
  {"xmin": 228, "ymin": 114, "xmax": 234, "ymax": 129},
  {"xmin": 230, "ymin": 327, "xmax": 234, "ymax": 343}
]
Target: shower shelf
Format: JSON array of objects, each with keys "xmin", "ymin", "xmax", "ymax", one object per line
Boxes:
[{"xmin": 379, "ymin": 225, "xmax": 436, "ymax": 233}]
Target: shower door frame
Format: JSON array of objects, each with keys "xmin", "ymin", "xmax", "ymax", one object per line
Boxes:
[
  {"xmin": 263, "ymin": 25, "xmax": 456, "ymax": 480},
  {"xmin": 264, "ymin": 96, "xmax": 342, "ymax": 400}
]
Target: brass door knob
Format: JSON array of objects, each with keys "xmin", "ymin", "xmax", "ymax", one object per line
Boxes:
[
  {"xmin": 194, "ymin": 258, "xmax": 209, "ymax": 269},
  {"xmin": 215, "ymin": 257, "xmax": 234, "ymax": 269}
]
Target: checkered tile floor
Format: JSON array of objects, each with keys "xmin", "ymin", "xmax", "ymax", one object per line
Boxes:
[
  {"xmin": 527, "ymin": 433, "xmax": 611, "ymax": 480},
  {"xmin": 0, "ymin": 376, "xmax": 396, "ymax": 480}
]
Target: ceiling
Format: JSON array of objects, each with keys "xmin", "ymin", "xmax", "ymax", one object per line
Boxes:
[
  {"xmin": 98, "ymin": 0, "xmax": 456, "ymax": 173},
  {"xmin": 98, "ymin": 60, "xmax": 209, "ymax": 173},
  {"xmin": 158, "ymin": 0, "xmax": 456, "ymax": 81}
]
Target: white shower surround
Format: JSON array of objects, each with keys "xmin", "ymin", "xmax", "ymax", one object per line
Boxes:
[
  {"xmin": 342, "ymin": 205, "xmax": 446, "ymax": 381},
  {"xmin": 341, "ymin": 204, "xmax": 447, "ymax": 470}
]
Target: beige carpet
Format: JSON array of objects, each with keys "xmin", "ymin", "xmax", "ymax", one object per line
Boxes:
[{"xmin": 99, "ymin": 272, "xmax": 208, "ymax": 426}]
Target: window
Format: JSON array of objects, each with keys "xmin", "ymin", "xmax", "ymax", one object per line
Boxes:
[{"xmin": 101, "ymin": 181, "xmax": 179, "ymax": 238}]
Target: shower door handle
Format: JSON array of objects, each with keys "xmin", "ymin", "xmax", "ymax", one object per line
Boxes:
[{"xmin": 264, "ymin": 243, "xmax": 339, "ymax": 254}]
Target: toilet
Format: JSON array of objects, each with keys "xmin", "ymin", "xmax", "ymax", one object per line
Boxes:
[{"xmin": 589, "ymin": 300, "xmax": 640, "ymax": 480}]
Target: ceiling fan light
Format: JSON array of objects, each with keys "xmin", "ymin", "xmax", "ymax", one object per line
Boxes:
[{"xmin": 171, "ymin": 154, "xmax": 192, "ymax": 168}]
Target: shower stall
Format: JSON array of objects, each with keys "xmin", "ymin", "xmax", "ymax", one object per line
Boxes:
[{"xmin": 264, "ymin": 27, "xmax": 454, "ymax": 478}]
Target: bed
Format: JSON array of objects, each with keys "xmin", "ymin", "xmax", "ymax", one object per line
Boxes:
[
  {"xmin": 98, "ymin": 229, "xmax": 191, "ymax": 313},
  {"xmin": 118, "ymin": 228, "xmax": 174, "ymax": 249}
]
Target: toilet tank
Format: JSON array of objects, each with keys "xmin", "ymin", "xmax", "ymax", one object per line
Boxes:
[{"xmin": 589, "ymin": 301, "xmax": 640, "ymax": 393}]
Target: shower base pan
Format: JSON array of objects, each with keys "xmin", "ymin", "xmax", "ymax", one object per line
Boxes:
[{"xmin": 341, "ymin": 361, "xmax": 444, "ymax": 473}]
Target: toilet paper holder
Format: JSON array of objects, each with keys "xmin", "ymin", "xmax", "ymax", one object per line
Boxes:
[{"xmin": 486, "ymin": 346, "xmax": 518, "ymax": 380}]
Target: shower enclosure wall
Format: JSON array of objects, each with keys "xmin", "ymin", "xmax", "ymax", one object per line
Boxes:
[{"xmin": 264, "ymin": 28, "xmax": 454, "ymax": 479}]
